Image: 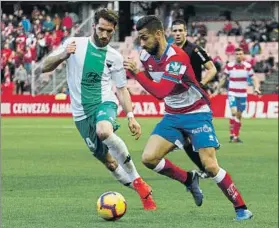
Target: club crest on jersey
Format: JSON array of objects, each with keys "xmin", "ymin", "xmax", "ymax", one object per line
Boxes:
[
  {"xmin": 167, "ymin": 61, "xmax": 182, "ymax": 75},
  {"xmin": 148, "ymin": 65, "xmax": 153, "ymax": 71}
]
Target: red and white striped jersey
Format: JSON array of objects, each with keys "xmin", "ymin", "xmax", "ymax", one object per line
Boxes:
[
  {"xmin": 139, "ymin": 44, "xmax": 210, "ymax": 114},
  {"xmin": 224, "ymin": 61, "xmax": 254, "ymax": 97}
]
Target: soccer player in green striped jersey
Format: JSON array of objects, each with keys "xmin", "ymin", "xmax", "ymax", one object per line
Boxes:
[{"xmin": 42, "ymin": 8, "xmax": 156, "ymax": 210}]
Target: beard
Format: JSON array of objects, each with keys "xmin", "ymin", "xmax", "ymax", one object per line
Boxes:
[
  {"xmin": 145, "ymin": 39, "xmax": 159, "ymax": 56},
  {"xmin": 93, "ymin": 29, "xmax": 110, "ymax": 47}
]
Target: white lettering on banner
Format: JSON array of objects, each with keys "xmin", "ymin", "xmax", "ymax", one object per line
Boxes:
[
  {"xmin": 242, "ymin": 101, "xmax": 255, "ymax": 118},
  {"xmin": 255, "ymin": 101, "xmax": 266, "ymax": 118},
  {"xmin": 1, "ymin": 103, "xmax": 11, "ymax": 114},
  {"xmin": 118, "ymin": 102, "xmax": 163, "ymax": 115},
  {"xmin": 159, "ymin": 102, "xmax": 165, "ymax": 115},
  {"xmin": 267, "ymin": 102, "xmax": 278, "ymax": 118},
  {"xmin": 51, "ymin": 104, "xmax": 71, "ymax": 113},
  {"xmin": 13, "ymin": 103, "xmax": 50, "ymax": 114},
  {"xmin": 142, "ymin": 102, "xmax": 158, "ymax": 114},
  {"xmin": 225, "ymin": 100, "xmax": 278, "ymax": 119}
]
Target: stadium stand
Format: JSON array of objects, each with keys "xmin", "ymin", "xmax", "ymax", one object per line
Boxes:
[{"xmin": 1, "ymin": 2, "xmax": 278, "ymax": 96}]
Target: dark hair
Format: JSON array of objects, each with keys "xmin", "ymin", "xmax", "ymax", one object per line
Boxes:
[
  {"xmin": 235, "ymin": 47, "xmax": 243, "ymax": 52},
  {"xmin": 171, "ymin": 19, "xmax": 187, "ymax": 29},
  {"xmin": 136, "ymin": 15, "xmax": 164, "ymax": 32},
  {"xmin": 94, "ymin": 8, "xmax": 118, "ymax": 27}
]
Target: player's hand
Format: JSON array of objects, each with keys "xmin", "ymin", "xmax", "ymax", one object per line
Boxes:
[
  {"xmin": 65, "ymin": 41, "xmax": 76, "ymax": 57},
  {"xmin": 254, "ymin": 88, "xmax": 261, "ymax": 95},
  {"xmin": 128, "ymin": 117, "xmax": 142, "ymax": 140},
  {"xmin": 123, "ymin": 58, "xmax": 139, "ymax": 75}
]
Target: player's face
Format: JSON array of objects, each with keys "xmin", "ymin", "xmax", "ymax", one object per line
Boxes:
[
  {"xmin": 235, "ymin": 51, "xmax": 244, "ymax": 62},
  {"xmin": 171, "ymin": 24, "xmax": 187, "ymax": 46},
  {"xmin": 93, "ymin": 18, "xmax": 115, "ymax": 47},
  {"xmin": 138, "ymin": 28, "xmax": 160, "ymax": 55}
]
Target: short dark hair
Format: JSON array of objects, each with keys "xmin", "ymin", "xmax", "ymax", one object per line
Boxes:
[
  {"xmin": 171, "ymin": 19, "xmax": 187, "ymax": 29},
  {"xmin": 136, "ymin": 15, "xmax": 164, "ymax": 33},
  {"xmin": 94, "ymin": 8, "xmax": 118, "ymax": 27},
  {"xmin": 235, "ymin": 47, "xmax": 243, "ymax": 52}
]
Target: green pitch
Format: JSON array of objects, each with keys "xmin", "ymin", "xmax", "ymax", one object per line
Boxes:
[{"xmin": 2, "ymin": 118, "xmax": 278, "ymax": 228}]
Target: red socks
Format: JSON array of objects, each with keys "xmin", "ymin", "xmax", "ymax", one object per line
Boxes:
[
  {"xmin": 229, "ymin": 117, "xmax": 242, "ymax": 138},
  {"xmin": 213, "ymin": 168, "xmax": 246, "ymax": 208},
  {"xmin": 153, "ymin": 158, "xmax": 188, "ymax": 184}
]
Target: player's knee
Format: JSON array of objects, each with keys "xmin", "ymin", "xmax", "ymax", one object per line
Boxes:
[
  {"xmin": 199, "ymin": 148, "xmax": 219, "ymax": 176},
  {"xmin": 141, "ymin": 152, "xmax": 158, "ymax": 169},
  {"xmin": 104, "ymin": 159, "xmax": 118, "ymax": 171},
  {"xmin": 96, "ymin": 121, "xmax": 113, "ymax": 141},
  {"xmin": 236, "ymin": 112, "xmax": 242, "ymax": 119}
]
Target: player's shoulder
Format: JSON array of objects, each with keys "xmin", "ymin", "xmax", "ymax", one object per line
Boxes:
[
  {"xmin": 107, "ymin": 45, "xmax": 123, "ymax": 61},
  {"xmin": 139, "ymin": 49, "xmax": 150, "ymax": 62},
  {"xmin": 63, "ymin": 36, "xmax": 87, "ymax": 45},
  {"xmin": 226, "ymin": 61, "xmax": 236, "ymax": 68},
  {"xmin": 242, "ymin": 61, "xmax": 252, "ymax": 68},
  {"xmin": 167, "ymin": 44, "xmax": 189, "ymax": 62}
]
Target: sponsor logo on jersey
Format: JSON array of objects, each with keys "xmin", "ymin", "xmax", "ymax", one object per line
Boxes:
[{"xmin": 168, "ymin": 61, "xmax": 182, "ymax": 75}]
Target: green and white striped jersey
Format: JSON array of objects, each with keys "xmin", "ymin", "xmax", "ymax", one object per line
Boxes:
[{"xmin": 49, "ymin": 37, "xmax": 127, "ymax": 121}]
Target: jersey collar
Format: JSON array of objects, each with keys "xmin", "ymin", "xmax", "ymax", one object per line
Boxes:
[{"xmin": 88, "ymin": 36, "xmax": 108, "ymax": 50}]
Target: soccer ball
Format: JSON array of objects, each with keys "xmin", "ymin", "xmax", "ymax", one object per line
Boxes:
[{"xmin": 96, "ymin": 191, "xmax": 127, "ymax": 221}]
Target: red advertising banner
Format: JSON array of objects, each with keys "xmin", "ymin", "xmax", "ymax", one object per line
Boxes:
[{"xmin": 1, "ymin": 94, "xmax": 278, "ymax": 118}]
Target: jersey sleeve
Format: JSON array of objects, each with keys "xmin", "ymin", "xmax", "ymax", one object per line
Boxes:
[
  {"xmin": 162, "ymin": 54, "xmax": 195, "ymax": 83},
  {"xmin": 223, "ymin": 64, "xmax": 230, "ymax": 76},
  {"xmin": 194, "ymin": 46, "xmax": 212, "ymax": 64},
  {"xmin": 111, "ymin": 54, "xmax": 127, "ymax": 88}
]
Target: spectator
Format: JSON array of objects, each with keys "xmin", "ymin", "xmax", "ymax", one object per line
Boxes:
[
  {"xmin": 33, "ymin": 19, "xmax": 42, "ymax": 34},
  {"xmin": 230, "ymin": 21, "xmax": 242, "ymax": 36},
  {"xmin": 250, "ymin": 41, "xmax": 261, "ymax": 55},
  {"xmin": 239, "ymin": 38, "xmax": 249, "ymax": 54},
  {"xmin": 62, "ymin": 12, "xmax": 73, "ymax": 31},
  {"xmin": 31, "ymin": 6, "xmax": 40, "ymax": 19},
  {"xmin": 189, "ymin": 22, "xmax": 199, "ymax": 37},
  {"xmin": 7, "ymin": 34, "xmax": 16, "ymax": 50},
  {"xmin": 53, "ymin": 13, "xmax": 61, "ymax": 30},
  {"xmin": 14, "ymin": 63, "xmax": 28, "ymax": 94},
  {"xmin": 43, "ymin": 16, "xmax": 54, "ymax": 32},
  {"xmin": 194, "ymin": 33, "xmax": 207, "ymax": 49},
  {"xmin": 2, "ymin": 13, "xmax": 9, "ymax": 25},
  {"xmin": 225, "ymin": 41, "xmax": 236, "ymax": 56},
  {"xmin": 23, "ymin": 46, "xmax": 33, "ymax": 74},
  {"xmin": 21, "ymin": 15, "xmax": 32, "ymax": 33},
  {"xmin": 197, "ymin": 22, "xmax": 207, "ymax": 36}
]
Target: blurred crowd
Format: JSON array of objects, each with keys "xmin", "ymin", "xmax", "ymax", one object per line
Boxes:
[{"xmin": 1, "ymin": 6, "xmax": 81, "ymax": 94}]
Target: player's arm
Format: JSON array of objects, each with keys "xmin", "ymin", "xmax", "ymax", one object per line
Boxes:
[
  {"xmin": 250, "ymin": 68, "xmax": 261, "ymax": 94},
  {"xmin": 124, "ymin": 56, "xmax": 194, "ymax": 100},
  {"xmin": 195, "ymin": 47, "xmax": 217, "ymax": 86},
  {"xmin": 42, "ymin": 40, "xmax": 76, "ymax": 73},
  {"xmin": 112, "ymin": 56, "xmax": 141, "ymax": 140},
  {"xmin": 215, "ymin": 65, "xmax": 229, "ymax": 94},
  {"xmin": 201, "ymin": 61, "xmax": 217, "ymax": 86}
]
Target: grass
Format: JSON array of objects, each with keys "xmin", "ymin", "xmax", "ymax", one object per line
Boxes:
[{"xmin": 1, "ymin": 118, "xmax": 278, "ymax": 228}]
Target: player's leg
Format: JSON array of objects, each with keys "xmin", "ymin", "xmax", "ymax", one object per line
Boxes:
[
  {"xmin": 95, "ymin": 102, "xmax": 156, "ymax": 210},
  {"xmin": 74, "ymin": 117, "xmax": 131, "ymax": 187},
  {"xmin": 182, "ymin": 136, "xmax": 206, "ymax": 172},
  {"xmin": 232, "ymin": 97, "xmax": 246, "ymax": 143},
  {"xmin": 228, "ymin": 95, "xmax": 237, "ymax": 142},
  {"xmin": 142, "ymin": 115, "xmax": 203, "ymax": 206},
  {"xmin": 186, "ymin": 112, "xmax": 252, "ymax": 220},
  {"xmin": 199, "ymin": 148, "xmax": 252, "ymax": 220}
]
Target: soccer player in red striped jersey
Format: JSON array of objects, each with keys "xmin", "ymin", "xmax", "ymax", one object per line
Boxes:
[
  {"xmin": 124, "ymin": 15, "xmax": 253, "ymax": 220},
  {"xmin": 217, "ymin": 48, "xmax": 261, "ymax": 143}
]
